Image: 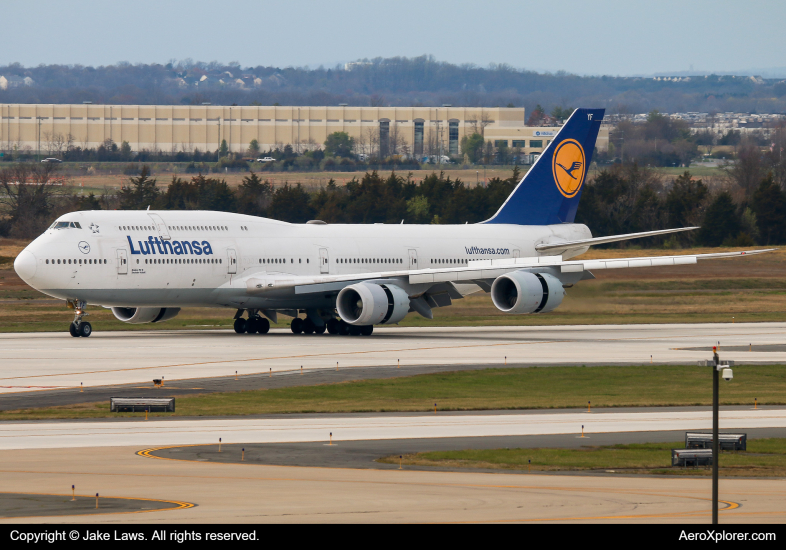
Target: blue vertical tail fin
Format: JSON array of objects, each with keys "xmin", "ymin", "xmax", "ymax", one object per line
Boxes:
[{"xmin": 483, "ymin": 108, "xmax": 604, "ymax": 225}]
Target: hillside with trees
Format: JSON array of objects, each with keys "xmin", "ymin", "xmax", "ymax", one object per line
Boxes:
[{"xmin": 2, "ymin": 56, "xmax": 786, "ymax": 114}]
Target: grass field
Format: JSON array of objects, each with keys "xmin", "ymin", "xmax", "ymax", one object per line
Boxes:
[
  {"xmin": 379, "ymin": 439, "xmax": 786, "ymax": 477},
  {"xmin": 52, "ymin": 166, "xmax": 525, "ymax": 196},
  {"xmin": 3, "ymin": 365, "xmax": 784, "ymax": 421},
  {"xmin": 1, "ymin": 242, "xmax": 783, "ymax": 332}
]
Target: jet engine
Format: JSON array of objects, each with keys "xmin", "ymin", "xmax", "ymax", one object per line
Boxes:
[
  {"xmin": 490, "ymin": 271, "xmax": 565, "ymax": 314},
  {"xmin": 336, "ymin": 283, "xmax": 410, "ymax": 325},
  {"xmin": 111, "ymin": 307, "xmax": 181, "ymax": 324}
]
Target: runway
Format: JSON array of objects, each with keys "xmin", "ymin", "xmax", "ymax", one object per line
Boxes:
[{"xmin": 1, "ymin": 322, "xmax": 785, "ymax": 394}]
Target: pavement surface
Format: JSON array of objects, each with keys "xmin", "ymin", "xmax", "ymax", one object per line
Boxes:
[
  {"xmin": 0, "ymin": 492, "xmax": 193, "ymax": 518},
  {"xmin": 1, "ymin": 445, "xmax": 784, "ymax": 523},
  {"xmin": 2, "ymin": 408, "xmax": 784, "ymax": 451},
  {"xmin": 1, "ymin": 323, "xmax": 785, "ymax": 397},
  {"xmin": 150, "ymin": 428, "xmax": 785, "ymax": 471},
  {"xmin": 2, "ymin": 323, "xmax": 785, "ymax": 523}
]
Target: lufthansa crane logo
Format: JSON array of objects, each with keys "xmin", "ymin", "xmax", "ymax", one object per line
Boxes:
[
  {"xmin": 552, "ymin": 139, "xmax": 586, "ymax": 198},
  {"xmin": 78, "ymin": 241, "xmax": 90, "ymax": 254}
]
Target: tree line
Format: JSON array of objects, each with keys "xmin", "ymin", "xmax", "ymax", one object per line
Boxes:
[
  {"xmin": 4, "ymin": 56, "xmax": 786, "ymax": 115},
  {"xmin": 4, "ymin": 160, "xmax": 786, "ymax": 248}
]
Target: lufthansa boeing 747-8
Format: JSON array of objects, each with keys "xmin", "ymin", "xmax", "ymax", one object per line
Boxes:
[{"xmin": 13, "ymin": 109, "xmax": 771, "ymax": 337}]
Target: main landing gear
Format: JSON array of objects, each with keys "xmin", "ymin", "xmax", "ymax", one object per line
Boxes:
[
  {"xmin": 68, "ymin": 300, "xmax": 92, "ymax": 337},
  {"xmin": 292, "ymin": 318, "xmax": 372, "ymax": 336},
  {"xmin": 233, "ymin": 310, "xmax": 270, "ymax": 335}
]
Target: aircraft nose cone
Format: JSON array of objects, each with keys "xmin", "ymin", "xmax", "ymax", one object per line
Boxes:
[{"xmin": 14, "ymin": 249, "xmax": 37, "ymax": 282}]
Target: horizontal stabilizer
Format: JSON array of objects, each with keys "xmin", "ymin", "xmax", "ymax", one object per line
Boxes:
[{"xmin": 535, "ymin": 226, "xmax": 699, "ymax": 252}]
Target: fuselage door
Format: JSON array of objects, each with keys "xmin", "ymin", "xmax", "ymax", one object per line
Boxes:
[
  {"xmin": 148, "ymin": 213, "xmax": 171, "ymax": 241},
  {"xmin": 227, "ymin": 248, "xmax": 238, "ymax": 274},
  {"xmin": 116, "ymin": 249, "xmax": 128, "ymax": 275},
  {"xmin": 319, "ymin": 248, "xmax": 329, "ymax": 274},
  {"xmin": 408, "ymin": 249, "xmax": 418, "ymax": 270}
]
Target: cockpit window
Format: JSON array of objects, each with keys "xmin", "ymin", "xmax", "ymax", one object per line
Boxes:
[{"xmin": 51, "ymin": 221, "xmax": 82, "ymax": 229}]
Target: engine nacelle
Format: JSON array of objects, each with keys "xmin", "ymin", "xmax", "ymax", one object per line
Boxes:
[
  {"xmin": 111, "ymin": 307, "xmax": 181, "ymax": 324},
  {"xmin": 336, "ymin": 283, "xmax": 410, "ymax": 326},
  {"xmin": 490, "ymin": 271, "xmax": 565, "ymax": 314}
]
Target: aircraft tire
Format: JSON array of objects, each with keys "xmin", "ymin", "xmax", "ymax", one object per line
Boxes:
[
  {"xmin": 302, "ymin": 318, "xmax": 315, "ymax": 335},
  {"xmin": 337, "ymin": 320, "xmax": 351, "ymax": 336},
  {"xmin": 290, "ymin": 318, "xmax": 304, "ymax": 334},
  {"xmin": 360, "ymin": 325, "xmax": 373, "ymax": 336},
  {"xmin": 233, "ymin": 318, "xmax": 247, "ymax": 334},
  {"xmin": 326, "ymin": 319, "xmax": 339, "ymax": 335},
  {"xmin": 348, "ymin": 324, "xmax": 361, "ymax": 336},
  {"xmin": 246, "ymin": 318, "xmax": 258, "ymax": 334},
  {"xmin": 257, "ymin": 318, "xmax": 270, "ymax": 334},
  {"xmin": 69, "ymin": 322, "xmax": 79, "ymax": 337},
  {"xmin": 78, "ymin": 322, "xmax": 92, "ymax": 338},
  {"xmin": 314, "ymin": 323, "xmax": 326, "ymax": 335}
]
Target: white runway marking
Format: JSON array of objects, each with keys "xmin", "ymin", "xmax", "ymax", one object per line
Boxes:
[
  {"xmin": 1, "ymin": 409, "xmax": 784, "ymax": 450},
  {"xmin": 1, "ymin": 323, "xmax": 785, "ymax": 393}
]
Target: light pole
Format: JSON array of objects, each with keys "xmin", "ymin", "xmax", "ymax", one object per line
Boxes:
[
  {"xmin": 712, "ymin": 346, "xmax": 720, "ymax": 525},
  {"xmin": 37, "ymin": 116, "xmax": 42, "ymax": 162},
  {"xmin": 708, "ymin": 345, "xmax": 733, "ymax": 525}
]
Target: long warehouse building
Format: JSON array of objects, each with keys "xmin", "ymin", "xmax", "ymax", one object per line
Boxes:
[{"xmin": 0, "ymin": 104, "xmax": 608, "ymax": 157}]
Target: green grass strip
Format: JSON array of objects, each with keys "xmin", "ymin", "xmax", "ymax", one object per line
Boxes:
[{"xmin": 2, "ymin": 365, "xmax": 785, "ymax": 420}]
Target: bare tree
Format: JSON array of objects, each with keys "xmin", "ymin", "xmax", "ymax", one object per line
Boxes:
[
  {"xmin": 364, "ymin": 127, "xmax": 379, "ymax": 158},
  {"xmin": 42, "ymin": 132, "xmax": 53, "ymax": 155},
  {"xmin": 424, "ymin": 126, "xmax": 439, "ymax": 158},
  {"xmin": 354, "ymin": 129, "xmax": 367, "ymax": 157},
  {"xmin": 724, "ymin": 137, "xmax": 764, "ymax": 195},
  {"xmin": 0, "ymin": 163, "xmax": 69, "ymax": 238},
  {"xmin": 479, "ymin": 112, "xmax": 493, "ymax": 136},
  {"xmin": 389, "ymin": 123, "xmax": 407, "ymax": 156}
]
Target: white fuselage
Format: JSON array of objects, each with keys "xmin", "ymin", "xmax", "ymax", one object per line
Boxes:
[{"xmin": 15, "ymin": 210, "xmax": 592, "ymax": 311}]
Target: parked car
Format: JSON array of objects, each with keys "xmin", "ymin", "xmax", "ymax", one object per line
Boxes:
[
  {"xmin": 255, "ymin": 157, "xmax": 275, "ymax": 162},
  {"xmin": 41, "ymin": 158, "xmax": 62, "ymax": 163}
]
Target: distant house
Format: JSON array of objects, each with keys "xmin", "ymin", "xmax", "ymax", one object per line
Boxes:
[{"xmin": 0, "ymin": 75, "xmax": 31, "ymax": 89}]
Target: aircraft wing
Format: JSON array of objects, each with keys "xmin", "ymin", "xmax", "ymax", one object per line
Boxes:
[
  {"xmin": 535, "ymin": 226, "xmax": 699, "ymax": 252},
  {"xmin": 407, "ymin": 249, "xmax": 774, "ymax": 284},
  {"xmin": 239, "ymin": 248, "xmax": 775, "ymax": 296}
]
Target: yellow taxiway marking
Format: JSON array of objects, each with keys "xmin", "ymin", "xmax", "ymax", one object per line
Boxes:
[
  {"xmin": 0, "ymin": 490, "xmax": 194, "ymax": 520},
  {"xmin": 1, "ymin": 464, "xmax": 753, "ymax": 523}
]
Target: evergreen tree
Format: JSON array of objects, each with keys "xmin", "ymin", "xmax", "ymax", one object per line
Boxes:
[
  {"xmin": 751, "ymin": 173, "xmax": 786, "ymax": 244},
  {"xmin": 665, "ymin": 171, "xmax": 708, "ymax": 227},
  {"xmin": 237, "ymin": 171, "xmax": 272, "ymax": 216},
  {"xmin": 697, "ymin": 192, "xmax": 741, "ymax": 246},
  {"xmin": 75, "ymin": 192, "xmax": 101, "ymax": 211},
  {"xmin": 268, "ymin": 183, "xmax": 314, "ymax": 223},
  {"xmin": 118, "ymin": 165, "xmax": 159, "ymax": 209}
]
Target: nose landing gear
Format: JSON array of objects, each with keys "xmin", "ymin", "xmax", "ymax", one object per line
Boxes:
[{"xmin": 68, "ymin": 300, "xmax": 92, "ymax": 337}]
